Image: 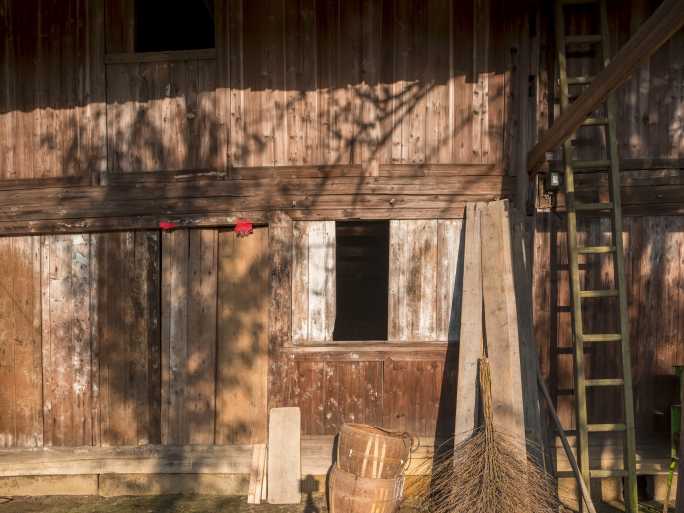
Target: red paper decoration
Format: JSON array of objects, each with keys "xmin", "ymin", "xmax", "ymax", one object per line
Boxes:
[{"xmin": 234, "ymin": 219, "xmax": 253, "ymax": 237}]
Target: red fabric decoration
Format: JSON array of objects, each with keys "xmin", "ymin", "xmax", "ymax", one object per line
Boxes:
[
  {"xmin": 159, "ymin": 221, "xmax": 178, "ymax": 230},
  {"xmin": 234, "ymin": 219, "xmax": 253, "ymax": 237}
]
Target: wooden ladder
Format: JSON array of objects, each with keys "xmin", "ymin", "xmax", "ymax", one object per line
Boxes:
[{"xmin": 555, "ymin": 0, "xmax": 638, "ymax": 511}]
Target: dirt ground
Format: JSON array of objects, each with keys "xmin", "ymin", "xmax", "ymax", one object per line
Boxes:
[
  {"xmin": 0, "ymin": 495, "xmax": 667, "ymax": 513},
  {"xmin": 0, "ymin": 495, "xmax": 329, "ymax": 513}
]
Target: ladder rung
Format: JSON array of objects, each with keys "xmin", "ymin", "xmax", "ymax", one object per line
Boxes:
[
  {"xmin": 581, "ymin": 117, "xmax": 609, "ymax": 126},
  {"xmin": 566, "ymin": 34, "xmax": 603, "ymax": 44},
  {"xmin": 583, "ymin": 333, "xmax": 622, "ymax": 343},
  {"xmin": 587, "ymin": 423, "xmax": 626, "ymax": 432},
  {"xmin": 579, "ymin": 289, "xmax": 619, "ymax": 298},
  {"xmin": 571, "ymin": 159, "xmax": 611, "ymax": 170},
  {"xmin": 586, "ymin": 378, "xmax": 624, "ymax": 387},
  {"xmin": 567, "ymin": 75, "xmax": 595, "ymax": 86},
  {"xmin": 575, "ymin": 201, "xmax": 613, "ymax": 211},
  {"xmin": 590, "ymin": 469, "xmax": 628, "ymax": 478},
  {"xmin": 577, "ymin": 245, "xmax": 616, "ymax": 254}
]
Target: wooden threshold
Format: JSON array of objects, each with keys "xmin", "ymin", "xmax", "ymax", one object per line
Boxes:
[{"xmin": 0, "ymin": 436, "xmax": 437, "ymax": 478}]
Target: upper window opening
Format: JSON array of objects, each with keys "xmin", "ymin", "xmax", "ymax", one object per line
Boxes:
[
  {"xmin": 332, "ymin": 221, "xmax": 389, "ymax": 341},
  {"xmin": 135, "ymin": 0, "xmax": 215, "ymax": 53}
]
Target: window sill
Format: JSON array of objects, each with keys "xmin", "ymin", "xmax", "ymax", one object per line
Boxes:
[
  {"xmin": 104, "ymin": 48, "xmax": 217, "ymax": 65},
  {"xmin": 282, "ymin": 341, "xmax": 453, "ymax": 361}
]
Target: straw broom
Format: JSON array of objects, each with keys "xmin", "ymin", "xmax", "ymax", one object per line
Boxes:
[{"xmin": 411, "ymin": 358, "xmax": 561, "ymax": 513}]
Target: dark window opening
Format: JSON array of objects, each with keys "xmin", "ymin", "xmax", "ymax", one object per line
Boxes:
[
  {"xmin": 135, "ymin": 0, "xmax": 215, "ymax": 53},
  {"xmin": 333, "ymin": 221, "xmax": 389, "ymax": 341}
]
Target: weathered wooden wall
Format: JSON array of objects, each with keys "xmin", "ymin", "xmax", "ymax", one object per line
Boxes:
[
  {"xmin": 0, "ymin": 229, "xmax": 269, "ymax": 448},
  {"xmin": 0, "ymin": 0, "xmax": 105, "ymax": 182},
  {"xmin": 0, "ymin": 0, "xmax": 535, "ymax": 183},
  {"xmin": 0, "ymin": 0, "xmax": 683, "ymax": 461}
]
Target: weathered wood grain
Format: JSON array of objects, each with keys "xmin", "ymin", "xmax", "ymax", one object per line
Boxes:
[
  {"xmin": 41, "ymin": 235, "xmax": 94, "ymax": 446},
  {"xmin": 481, "ymin": 201, "xmax": 525, "ymax": 445},
  {"xmin": 216, "ymin": 227, "xmax": 269, "ymax": 444},
  {"xmin": 0, "ymin": 237, "xmax": 43, "ymax": 448},
  {"xmin": 95, "ymin": 232, "xmax": 161, "ymax": 447},
  {"xmin": 454, "ymin": 203, "xmax": 483, "ymax": 443},
  {"xmin": 389, "ymin": 219, "xmax": 463, "ymax": 341},
  {"xmin": 267, "ymin": 407, "xmax": 301, "ymax": 504},
  {"xmin": 185, "ymin": 230, "xmax": 218, "ymax": 444},
  {"xmin": 161, "ymin": 229, "xmax": 219, "ymax": 445}
]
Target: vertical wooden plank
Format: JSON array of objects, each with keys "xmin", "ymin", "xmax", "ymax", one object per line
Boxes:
[
  {"xmin": 96, "ymin": 231, "xmax": 161, "ymax": 446},
  {"xmin": 145, "ymin": 232, "xmax": 162, "ymax": 445},
  {"xmin": 161, "ymin": 229, "xmax": 189, "ymax": 445},
  {"xmin": 388, "ymin": 220, "xmax": 405, "ymax": 340},
  {"xmin": 291, "ymin": 221, "xmax": 335, "ymax": 343},
  {"xmin": 295, "ymin": 361, "xmax": 325, "ymax": 435},
  {"xmin": 388, "ymin": 220, "xmax": 439, "ymax": 341},
  {"xmin": 0, "ymin": 237, "xmax": 43, "ymax": 448},
  {"xmin": 436, "ymin": 219, "xmax": 463, "ymax": 340},
  {"xmin": 268, "ymin": 214, "xmax": 294, "ymax": 412},
  {"xmin": 307, "ymin": 221, "xmax": 335, "ymax": 341},
  {"xmin": 216, "ymin": 227, "xmax": 269, "ymax": 444},
  {"xmin": 291, "ymin": 222, "xmax": 309, "ymax": 343},
  {"xmin": 454, "ymin": 203, "xmax": 483, "ymax": 443},
  {"xmin": 472, "ymin": 0, "xmax": 490, "ymax": 163},
  {"xmin": 85, "ymin": 0, "xmax": 107, "ymax": 184},
  {"xmin": 41, "ymin": 234, "xmax": 93, "ymax": 447},
  {"xmin": 186, "ymin": 229, "xmax": 218, "ymax": 444},
  {"xmin": 0, "ymin": 237, "xmax": 15, "ymax": 446}
]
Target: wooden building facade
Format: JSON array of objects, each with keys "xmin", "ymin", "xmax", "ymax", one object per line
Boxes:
[{"xmin": 0, "ymin": 0, "xmax": 682, "ymax": 496}]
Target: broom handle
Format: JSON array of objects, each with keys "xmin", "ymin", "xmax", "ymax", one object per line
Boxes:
[{"xmin": 537, "ymin": 373, "xmax": 598, "ymax": 513}]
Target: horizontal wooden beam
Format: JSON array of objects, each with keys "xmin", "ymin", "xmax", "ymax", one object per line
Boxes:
[
  {"xmin": 527, "ymin": 0, "xmax": 684, "ymax": 174},
  {"xmin": 0, "ymin": 172, "xmax": 513, "ymax": 235},
  {"xmin": 0, "ymin": 437, "xmax": 437, "ymax": 478}
]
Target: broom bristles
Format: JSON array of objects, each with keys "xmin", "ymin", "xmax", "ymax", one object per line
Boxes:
[{"xmin": 409, "ymin": 359, "xmax": 562, "ymax": 513}]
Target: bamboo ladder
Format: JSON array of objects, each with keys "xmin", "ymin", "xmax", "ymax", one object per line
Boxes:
[{"xmin": 555, "ymin": 0, "xmax": 638, "ymax": 511}]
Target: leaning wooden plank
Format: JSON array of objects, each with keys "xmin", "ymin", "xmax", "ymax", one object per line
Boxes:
[
  {"xmin": 259, "ymin": 445, "xmax": 268, "ymax": 501},
  {"xmin": 509, "ymin": 210, "xmax": 544, "ymax": 459},
  {"xmin": 527, "ymin": 0, "xmax": 684, "ymax": 173},
  {"xmin": 481, "ymin": 201, "xmax": 525, "ymax": 447},
  {"xmin": 267, "ymin": 407, "xmax": 301, "ymax": 504},
  {"xmin": 454, "ymin": 203, "xmax": 484, "ymax": 444}
]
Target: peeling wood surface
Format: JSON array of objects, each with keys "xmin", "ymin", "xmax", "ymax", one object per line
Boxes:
[
  {"xmin": 292, "ymin": 221, "xmax": 336, "ymax": 343},
  {"xmin": 41, "ymin": 235, "xmax": 94, "ymax": 447},
  {"xmin": 388, "ymin": 219, "xmax": 463, "ymax": 341}
]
